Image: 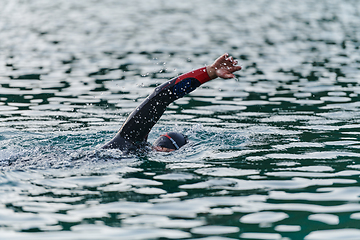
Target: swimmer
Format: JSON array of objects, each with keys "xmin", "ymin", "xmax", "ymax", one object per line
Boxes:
[{"xmin": 102, "ymin": 53, "xmax": 242, "ymax": 152}]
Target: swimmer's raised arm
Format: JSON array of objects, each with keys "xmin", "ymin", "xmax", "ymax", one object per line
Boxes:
[{"xmin": 102, "ymin": 53, "xmax": 242, "ymax": 151}]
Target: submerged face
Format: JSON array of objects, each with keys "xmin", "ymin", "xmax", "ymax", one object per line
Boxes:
[
  {"xmin": 152, "ymin": 146, "xmax": 175, "ymax": 152},
  {"xmin": 152, "ymin": 132, "xmax": 187, "ymax": 152}
]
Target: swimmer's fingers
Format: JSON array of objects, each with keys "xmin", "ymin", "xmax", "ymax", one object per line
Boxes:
[
  {"xmin": 229, "ymin": 65, "xmax": 242, "ymax": 73},
  {"xmin": 216, "ymin": 53, "xmax": 241, "ymax": 69},
  {"xmin": 207, "ymin": 53, "xmax": 242, "ymax": 79},
  {"xmin": 216, "ymin": 69, "xmax": 236, "ymax": 79},
  {"xmin": 217, "ymin": 66, "xmax": 242, "ymax": 79},
  {"xmin": 217, "ymin": 53, "xmax": 231, "ymax": 65}
]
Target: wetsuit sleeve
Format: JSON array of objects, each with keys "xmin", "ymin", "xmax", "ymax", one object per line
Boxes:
[{"xmin": 102, "ymin": 67, "xmax": 211, "ymax": 149}]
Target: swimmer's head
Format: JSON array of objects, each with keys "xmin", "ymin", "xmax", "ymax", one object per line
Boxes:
[{"xmin": 153, "ymin": 132, "xmax": 188, "ymax": 152}]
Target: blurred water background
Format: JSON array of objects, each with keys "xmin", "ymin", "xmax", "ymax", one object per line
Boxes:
[{"xmin": 1, "ymin": 0, "xmax": 360, "ymax": 239}]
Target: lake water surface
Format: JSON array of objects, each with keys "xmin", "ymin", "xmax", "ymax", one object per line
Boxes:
[{"xmin": 1, "ymin": 0, "xmax": 360, "ymax": 239}]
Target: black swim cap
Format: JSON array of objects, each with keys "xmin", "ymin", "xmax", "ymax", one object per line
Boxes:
[{"xmin": 153, "ymin": 132, "xmax": 187, "ymax": 150}]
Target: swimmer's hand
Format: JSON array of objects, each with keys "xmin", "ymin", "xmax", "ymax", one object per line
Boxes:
[{"xmin": 206, "ymin": 53, "xmax": 242, "ymax": 79}]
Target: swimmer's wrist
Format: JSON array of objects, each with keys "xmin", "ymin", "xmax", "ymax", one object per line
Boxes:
[{"xmin": 206, "ymin": 66, "xmax": 218, "ymax": 80}]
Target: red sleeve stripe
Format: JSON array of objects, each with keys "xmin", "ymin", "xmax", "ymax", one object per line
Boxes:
[{"xmin": 174, "ymin": 67, "xmax": 211, "ymax": 85}]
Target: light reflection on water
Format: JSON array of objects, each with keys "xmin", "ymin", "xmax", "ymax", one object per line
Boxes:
[{"xmin": 1, "ymin": 0, "xmax": 360, "ymax": 239}]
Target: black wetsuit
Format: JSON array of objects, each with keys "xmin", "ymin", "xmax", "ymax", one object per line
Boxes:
[{"xmin": 102, "ymin": 67, "xmax": 211, "ymax": 151}]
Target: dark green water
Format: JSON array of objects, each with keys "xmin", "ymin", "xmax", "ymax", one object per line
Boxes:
[{"xmin": 1, "ymin": 0, "xmax": 360, "ymax": 239}]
